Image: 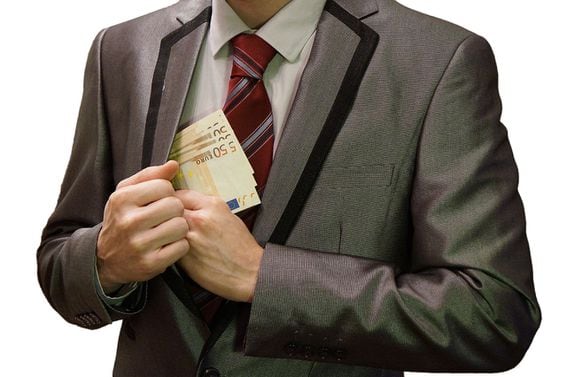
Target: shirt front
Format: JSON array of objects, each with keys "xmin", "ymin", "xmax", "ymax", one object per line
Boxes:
[{"xmin": 180, "ymin": 0, "xmax": 327, "ymax": 154}]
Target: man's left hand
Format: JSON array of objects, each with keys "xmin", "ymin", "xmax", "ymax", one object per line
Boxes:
[{"xmin": 174, "ymin": 190, "xmax": 264, "ymax": 303}]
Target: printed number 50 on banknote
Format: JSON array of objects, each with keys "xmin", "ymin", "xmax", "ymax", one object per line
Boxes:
[{"xmin": 168, "ymin": 110, "xmax": 261, "ymax": 214}]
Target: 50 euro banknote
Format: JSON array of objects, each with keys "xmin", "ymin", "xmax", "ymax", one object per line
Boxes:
[{"xmin": 168, "ymin": 110, "xmax": 260, "ymax": 213}]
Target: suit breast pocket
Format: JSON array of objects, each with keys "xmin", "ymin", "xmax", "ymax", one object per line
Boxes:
[
  {"xmin": 288, "ymin": 163, "xmax": 396, "ymax": 258},
  {"xmin": 314, "ymin": 163, "xmax": 394, "ymax": 190}
]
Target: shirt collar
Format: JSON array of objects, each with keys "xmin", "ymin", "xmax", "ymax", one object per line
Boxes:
[{"xmin": 209, "ymin": 0, "xmax": 327, "ymax": 62}]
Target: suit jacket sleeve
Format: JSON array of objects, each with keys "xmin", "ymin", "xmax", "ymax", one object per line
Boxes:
[
  {"xmin": 37, "ymin": 29, "xmax": 146, "ymax": 329},
  {"xmin": 244, "ymin": 35, "xmax": 541, "ymax": 372}
]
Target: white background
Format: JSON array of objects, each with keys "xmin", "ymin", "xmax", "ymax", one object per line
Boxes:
[{"xmin": 0, "ymin": 0, "xmax": 564, "ymax": 375}]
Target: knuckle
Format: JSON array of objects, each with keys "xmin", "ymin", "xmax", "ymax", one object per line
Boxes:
[
  {"xmin": 210, "ymin": 196, "xmax": 224, "ymax": 207},
  {"xmin": 165, "ymin": 196, "xmax": 185, "ymax": 215},
  {"xmin": 138, "ymin": 257, "xmax": 156, "ymax": 277},
  {"xmin": 172, "ymin": 197, "xmax": 185, "ymax": 215},
  {"xmin": 157, "ymin": 179, "xmax": 175, "ymax": 195},
  {"xmin": 189, "ymin": 212, "xmax": 206, "ymax": 227},
  {"xmin": 172, "ymin": 217, "xmax": 189, "ymax": 234},
  {"xmin": 108, "ymin": 190, "xmax": 124, "ymax": 207},
  {"xmin": 128, "ymin": 235, "xmax": 146, "ymax": 253},
  {"xmin": 151, "ymin": 253, "xmax": 169, "ymax": 274},
  {"xmin": 118, "ymin": 212, "xmax": 137, "ymax": 230},
  {"xmin": 184, "ymin": 231, "xmax": 195, "ymax": 243},
  {"xmin": 178, "ymin": 238, "xmax": 190, "ymax": 249},
  {"xmin": 116, "ymin": 177, "xmax": 130, "ymax": 190},
  {"xmin": 170, "ymin": 239, "xmax": 190, "ymax": 258},
  {"xmin": 110, "ymin": 186, "xmax": 136, "ymax": 207}
]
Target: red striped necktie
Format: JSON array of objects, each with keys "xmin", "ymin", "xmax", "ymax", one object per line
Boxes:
[
  {"xmin": 195, "ymin": 34, "xmax": 277, "ymax": 325},
  {"xmin": 223, "ymin": 33, "xmax": 277, "ymax": 228}
]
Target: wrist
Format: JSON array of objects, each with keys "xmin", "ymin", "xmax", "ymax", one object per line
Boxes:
[
  {"xmin": 101, "ymin": 281, "xmax": 124, "ymax": 295},
  {"xmin": 246, "ymin": 245, "xmax": 264, "ymax": 303},
  {"xmin": 96, "ymin": 258, "xmax": 123, "ymax": 294}
]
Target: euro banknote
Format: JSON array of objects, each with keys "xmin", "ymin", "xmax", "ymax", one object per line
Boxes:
[{"xmin": 168, "ymin": 110, "xmax": 260, "ymax": 213}]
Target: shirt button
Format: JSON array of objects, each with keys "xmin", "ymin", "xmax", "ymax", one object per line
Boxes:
[{"xmin": 202, "ymin": 367, "xmax": 220, "ymax": 377}]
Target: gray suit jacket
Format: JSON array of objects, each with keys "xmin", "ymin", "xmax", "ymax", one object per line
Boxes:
[{"xmin": 37, "ymin": 0, "xmax": 541, "ymax": 376}]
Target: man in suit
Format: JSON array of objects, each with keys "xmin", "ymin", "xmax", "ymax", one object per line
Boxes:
[{"xmin": 37, "ymin": 0, "xmax": 541, "ymax": 376}]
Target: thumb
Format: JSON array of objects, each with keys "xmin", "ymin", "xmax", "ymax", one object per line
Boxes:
[{"xmin": 117, "ymin": 160, "xmax": 179, "ymax": 189}]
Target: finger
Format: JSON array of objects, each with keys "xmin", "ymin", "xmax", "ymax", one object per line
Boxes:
[
  {"xmin": 174, "ymin": 190, "xmax": 209, "ymax": 210},
  {"xmin": 134, "ymin": 217, "xmax": 188, "ymax": 251},
  {"xmin": 154, "ymin": 238, "xmax": 190, "ymax": 269},
  {"xmin": 133, "ymin": 196, "xmax": 185, "ymax": 229},
  {"xmin": 117, "ymin": 160, "xmax": 179, "ymax": 189},
  {"xmin": 182, "ymin": 209, "xmax": 192, "ymax": 229},
  {"xmin": 118, "ymin": 179, "xmax": 175, "ymax": 207},
  {"xmin": 183, "ymin": 209, "xmax": 207, "ymax": 233}
]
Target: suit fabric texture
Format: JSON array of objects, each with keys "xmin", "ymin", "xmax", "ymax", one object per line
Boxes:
[{"xmin": 37, "ymin": 0, "xmax": 541, "ymax": 376}]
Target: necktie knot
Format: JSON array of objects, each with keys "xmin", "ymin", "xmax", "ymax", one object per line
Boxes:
[{"xmin": 230, "ymin": 34, "xmax": 276, "ymax": 79}]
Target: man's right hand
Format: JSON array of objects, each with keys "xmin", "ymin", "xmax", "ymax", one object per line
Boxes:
[{"xmin": 96, "ymin": 161, "xmax": 189, "ymax": 293}]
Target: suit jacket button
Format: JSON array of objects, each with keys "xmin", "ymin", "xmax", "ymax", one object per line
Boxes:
[
  {"xmin": 304, "ymin": 345, "xmax": 312, "ymax": 359},
  {"xmin": 319, "ymin": 347, "xmax": 330, "ymax": 360},
  {"xmin": 202, "ymin": 367, "xmax": 220, "ymax": 377},
  {"xmin": 285, "ymin": 342, "xmax": 298, "ymax": 356}
]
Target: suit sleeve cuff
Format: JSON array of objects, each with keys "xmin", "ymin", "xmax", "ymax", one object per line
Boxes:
[
  {"xmin": 93, "ymin": 263, "xmax": 139, "ymax": 307},
  {"xmin": 245, "ymin": 243, "xmax": 343, "ymax": 360},
  {"xmin": 66, "ymin": 223, "xmax": 146, "ymax": 327}
]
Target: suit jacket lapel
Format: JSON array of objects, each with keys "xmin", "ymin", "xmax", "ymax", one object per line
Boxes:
[
  {"xmin": 142, "ymin": 1, "xmax": 213, "ymax": 334},
  {"xmin": 253, "ymin": 0, "xmax": 380, "ymax": 245},
  {"xmin": 142, "ymin": 6, "xmax": 212, "ymax": 168}
]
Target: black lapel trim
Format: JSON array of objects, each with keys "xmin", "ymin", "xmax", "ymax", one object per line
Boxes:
[
  {"xmin": 161, "ymin": 266, "xmax": 204, "ymax": 321},
  {"xmin": 143, "ymin": 6, "xmax": 211, "ymax": 325},
  {"xmin": 197, "ymin": 301, "xmax": 239, "ymax": 370},
  {"xmin": 269, "ymin": 1, "xmax": 380, "ymax": 245},
  {"xmin": 141, "ymin": 7, "xmax": 211, "ymax": 169}
]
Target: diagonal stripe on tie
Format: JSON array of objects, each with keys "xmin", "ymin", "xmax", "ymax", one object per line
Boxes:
[
  {"xmin": 225, "ymin": 78, "xmax": 248, "ymax": 104},
  {"xmin": 241, "ymin": 113, "xmax": 273, "ymax": 151},
  {"xmin": 223, "ymin": 79, "xmax": 256, "ymax": 115},
  {"xmin": 247, "ymin": 129, "xmax": 273, "ymax": 158},
  {"xmin": 233, "ymin": 55, "xmax": 261, "ymax": 79}
]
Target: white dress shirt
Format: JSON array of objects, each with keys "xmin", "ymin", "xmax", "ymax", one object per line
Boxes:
[{"xmin": 180, "ymin": 0, "xmax": 327, "ymax": 155}]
